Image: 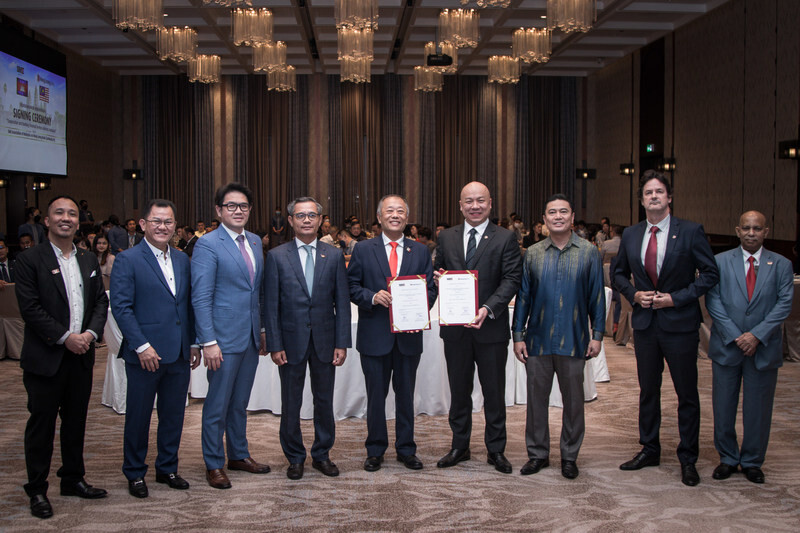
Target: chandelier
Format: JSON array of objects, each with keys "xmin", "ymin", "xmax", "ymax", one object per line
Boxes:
[
  {"xmin": 253, "ymin": 41, "xmax": 287, "ymax": 72},
  {"xmin": 414, "ymin": 66, "xmax": 443, "ymax": 92},
  {"xmin": 267, "ymin": 66, "xmax": 296, "ymax": 92},
  {"xmin": 439, "ymin": 9, "xmax": 480, "ymax": 49},
  {"xmin": 424, "ymin": 42, "xmax": 458, "ymax": 74},
  {"xmin": 488, "ymin": 55, "xmax": 519, "ymax": 84},
  {"xmin": 460, "ymin": 0, "xmax": 510, "ymax": 8},
  {"xmin": 157, "ymin": 26, "xmax": 198, "ymax": 63},
  {"xmin": 512, "ymin": 28, "xmax": 551, "ymax": 63},
  {"xmin": 338, "ymin": 28, "xmax": 374, "ymax": 61},
  {"xmin": 340, "ymin": 57, "xmax": 371, "ymax": 83},
  {"xmin": 188, "ymin": 54, "xmax": 221, "ymax": 84},
  {"xmin": 202, "ymin": 0, "xmax": 251, "ymax": 6},
  {"xmin": 231, "ymin": 7, "xmax": 273, "ymax": 46},
  {"xmin": 547, "ymin": 0, "xmax": 596, "ymax": 34},
  {"xmin": 113, "ymin": 0, "xmax": 163, "ymax": 32},
  {"xmin": 335, "ymin": 0, "xmax": 378, "ymax": 31}
]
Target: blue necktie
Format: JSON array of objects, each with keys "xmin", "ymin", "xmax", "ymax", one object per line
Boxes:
[
  {"xmin": 465, "ymin": 228, "xmax": 477, "ymax": 269},
  {"xmin": 303, "ymin": 245, "xmax": 315, "ymax": 297}
]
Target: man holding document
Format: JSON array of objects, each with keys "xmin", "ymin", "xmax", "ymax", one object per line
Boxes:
[{"xmin": 347, "ymin": 194, "xmax": 436, "ymax": 472}]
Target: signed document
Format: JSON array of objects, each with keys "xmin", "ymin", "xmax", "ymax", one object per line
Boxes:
[
  {"xmin": 387, "ymin": 275, "xmax": 431, "ymax": 332},
  {"xmin": 438, "ymin": 270, "xmax": 479, "ymax": 326}
]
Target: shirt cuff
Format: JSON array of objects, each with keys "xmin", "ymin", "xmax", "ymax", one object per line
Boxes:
[
  {"xmin": 191, "ymin": 344, "xmax": 200, "ymax": 349},
  {"xmin": 201, "ymin": 340, "xmax": 218, "ymax": 347},
  {"xmin": 135, "ymin": 342, "xmax": 151, "ymax": 354},
  {"xmin": 56, "ymin": 331, "xmax": 70, "ymax": 345},
  {"xmin": 512, "ymin": 331, "xmax": 526, "ymax": 343},
  {"xmin": 260, "ymin": 328, "xmax": 265, "ymax": 333},
  {"xmin": 482, "ymin": 304, "xmax": 494, "ymax": 320},
  {"xmin": 592, "ymin": 330, "xmax": 605, "ymax": 342}
]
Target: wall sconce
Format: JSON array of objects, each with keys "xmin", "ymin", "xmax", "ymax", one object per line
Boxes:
[
  {"xmin": 32, "ymin": 177, "xmax": 52, "ymax": 191},
  {"xmin": 124, "ymin": 168, "xmax": 143, "ymax": 180},
  {"xmin": 658, "ymin": 158, "xmax": 677, "ymax": 172},
  {"xmin": 778, "ymin": 140, "xmax": 800, "ymax": 159},
  {"xmin": 0, "ymin": 176, "xmax": 9, "ymax": 189},
  {"xmin": 576, "ymin": 168, "xmax": 596, "ymax": 180},
  {"xmin": 620, "ymin": 163, "xmax": 635, "ymax": 176}
]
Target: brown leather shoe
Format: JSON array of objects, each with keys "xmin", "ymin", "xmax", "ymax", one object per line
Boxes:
[
  {"xmin": 206, "ymin": 468, "xmax": 232, "ymax": 489},
  {"xmin": 228, "ymin": 457, "xmax": 271, "ymax": 474}
]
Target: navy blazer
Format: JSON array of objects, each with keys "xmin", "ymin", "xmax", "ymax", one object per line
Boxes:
[
  {"xmin": 110, "ymin": 241, "xmax": 195, "ymax": 365},
  {"xmin": 613, "ymin": 216, "xmax": 719, "ymax": 332},
  {"xmin": 264, "ymin": 240, "xmax": 351, "ymax": 364},
  {"xmin": 706, "ymin": 247, "xmax": 794, "ymax": 371},
  {"xmin": 347, "ymin": 237, "xmax": 437, "ymax": 356}
]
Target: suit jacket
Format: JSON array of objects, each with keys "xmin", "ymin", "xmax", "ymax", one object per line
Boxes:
[
  {"xmin": 110, "ymin": 241, "xmax": 195, "ymax": 366},
  {"xmin": 613, "ymin": 217, "xmax": 718, "ymax": 332},
  {"xmin": 706, "ymin": 247, "xmax": 794, "ymax": 371},
  {"xmin": 107, "ymin": 225, "xmax": 128, "ymax": 255},
  {"xmin": 183, "ymin": 235, "xmax": 198, "ymax": 257},
  {"xmin": 0, "ymin": 259, "xmax": 14, "ymax": 282},
  {"xmin": 17, "ymin": 222, "xmax": 46, "ymax": 244},
  {"xmin": 14, "ymin": 242, "xmax": 108, "ymax": 377},
  {"xmin": 433, "ymin": 222, "xmax": 522, "ymax": 344},
  {"xmin": 191, "ymin": 228, "xmax": 264, "ymax": 354},
  {"xmin": 347, "ymin": 237, "xmax": 436, "ymax": 356},
  {"xmin": 124, "ymin": 233, "xmax": 144, "ymax": 250},
  {"xmin": 264, "ymin": 241, "xmax": 351, "ymax": 364}
]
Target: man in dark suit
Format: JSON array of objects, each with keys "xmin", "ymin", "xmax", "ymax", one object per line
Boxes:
[
  {"xmin": 192, "ymin": 183, "xmax": 269, "ymax": 489},
  {"xmin": 614, "ymin": 170, "xmax": 719, "ymax": 486},
  {"xmin": 17, "ymin": 206, "xmax": 47, "ymax": 246},
  {"xmin": 110, "ymin": 199, "xmax": 200, "ymax": 498},
  {"xmin": 705, "ymin": 210, "xmax": 793, "ymax": 484},
  {"xmin": 347, "ymin": 194, "xmax": 436, "ymax": 472},
  {"xmin": 0, "ymin": 237, "xmax": 15, "ymax": 285},
  {"xmin": 107, "ymin": 214, "xmax": 128, "ymax": 255},
  {"xmin": 123, "ymin": 218, "xmax": 143, "ymax": 250},
  {"xmin": 14, "ymin": 196, "xmax": 109, "ymax": 519},
  {"xmin": 178, "ymin": 225, "xmax": 198, "ymax": 257},
  {"xmin": 433, "ymin": 181, "xmax": 522, "ymax": 474},
  {"xmin": 265, "ymin": 197, "xmax": 351, "ymax": 480}
]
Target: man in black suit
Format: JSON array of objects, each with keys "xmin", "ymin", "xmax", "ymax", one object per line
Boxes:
[
  {"xmin": 614, "ymin": 170, "xmax": 719, "ymax": 486},
  {"xmin": 433, "ymin": 181, "xmax": 522, "ymax": 474},
  {"xmin": 14, "ymin": 196, "xmax": 109, "ymax": 518},
  {"xmin": 0, "ymin": 237, "xmax": 15, "ymax": 285}
]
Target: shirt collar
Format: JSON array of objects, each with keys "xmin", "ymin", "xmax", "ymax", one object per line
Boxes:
[
  {"xmin": 382, "ymin": 233, "xmax": 404, "ymax": 247},
  {"xmin": 221, "ymin": 222, "xmax": 245, "ymax": 241},
  {"xmin": 295, "ymin": 237, "xmax": 318, "ymax": 250},
  {"xmin": 543, "ymin": 231, "xmax": 580, "ymax": 250},
  {"xmin": 646, "ymin": 214, "xmax": 671, "ymax": 234},
  {"xmin": 464, "ymin": 218, "xmax": 490, "ymax": 236},
  {"xmin": 144, "ymin": 237, "xmax": 169, "ymax": 259},
  {"xmin": 50, "ymin": 241, "xmax": 77, "ymax": 259},
  {"xmin": 741, "ymin": 246, "xmax": 762, "ymax": 264}
]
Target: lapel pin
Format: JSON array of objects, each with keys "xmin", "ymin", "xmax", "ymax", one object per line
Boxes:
[
  {"xmin": 406, "ymin": 247, "xmax": 411, "ymax": 253},
  {"xmin": 671, "ymin": 235, "xmax": 677, "ymax": 239},
  {"xmin": 51, "ymin": 269, "xmax": 60, "ymax": 275},
  {"xmin": 484, "ymin": 235, "xmax": 488, "ymax": 239},
  {"xmin": 321, "ymin": 254, "xmax": 326, "ymax": 258},
  {"xmin": 767, "ymin": 261, "xmax": 773, "ymax": 265}
]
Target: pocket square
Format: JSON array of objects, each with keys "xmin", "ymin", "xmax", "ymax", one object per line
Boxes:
[{"xmin": 90, "ymin": 270, "xmax": 97, "ymax": 278}]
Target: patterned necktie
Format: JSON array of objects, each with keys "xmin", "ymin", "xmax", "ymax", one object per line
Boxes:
[
  {"xmin": 0, "ymin": 262, "xmax": 8, "ymax": 282},
  {"xmin": 303, "ymin": 245, "xmax": 315, "ymax": 296},
  {"xmin": 389, "ymin": 242, "xmax": 399, "ymax": 277},
  {"xmin": 465, "ymin": 228, "xmax": 477, "ymax": 269},
  {"xmin": 644, "ymin": 226, "xmax": 659, "ymax": 288},
  {"xmin": 746, "ymin": 256, "xmax": 756, "ymax": 301},
  {"xmin": 236, "ymin": 234, "xmax": 255, "ymax": 284}
]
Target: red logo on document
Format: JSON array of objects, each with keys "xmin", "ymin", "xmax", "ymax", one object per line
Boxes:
[{"xmin": 17, "ymin": 78, "xmax": 28, "ymax": 96}]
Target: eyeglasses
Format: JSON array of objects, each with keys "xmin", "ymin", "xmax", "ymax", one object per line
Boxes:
[
  {"xmin": 221, "ymin": 203, "xmax": 251, "ymax": 213},
  {"xmin": 145, "ymin": 219, "xmax": 176, "ymax": 228},
  {"xmin": 291, "ymin": 212, "xmax": 319, "ymax": 221}
]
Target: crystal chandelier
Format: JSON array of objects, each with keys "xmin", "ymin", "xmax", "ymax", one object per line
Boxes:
[
  {"xmin": 512, "ymin": 27, "xmax": 551, "ymax": 63},
  {"xmin": 414, "ymin": 66, "xmax": 443, "ymax": 92},
  {"xmin": 335, "ymin": 0, "xmax": 379, "ymax": 31},
  {"xmin": 340, "ymin": 57, "xmax": 371, "ymax": 83},
  {"xmin": 253, "ymin": 41, "xmax": 287, "ymax": 72},
  {"xmin": 460, "ymin": 0, "xmax": 510, "ymax": 8},
  {"xmin": 424, "ymin": 42, "xmax": 458, "ymax": 74},
  {"xmin": 203, "ymin": 0, "xmax": 251, "ymax": 6},
  {"xmin": 113, "ymin": 0, "xmax": 163, "ymax": 32},
  {"xmin": 157, "ymin": 26, "xmax": 198, "ymax": 63},
  {"xmin": 338, "ymin": 28, "xmax": 374, "ymax": 61},
  {"xmin": 267, "ymin": 65, "xmax": 296, "ymax": 92},
  {"xmin": 488, "ymin": 55, "xmax": 520, "ymax": 84},
  {"xmin": 231, "ymin": 7, "xmax": 273, "ymax": 47},
  {"xmin": 547, "ymin": 0, "xmax": 596, "ymax": 34},
  {"xmin": 188, "ymin": 54, "xmax": 221, "ymax": 84},
  {"xmin": 439, "ymin": 9, "xmax": 480, "ymax": 49}
]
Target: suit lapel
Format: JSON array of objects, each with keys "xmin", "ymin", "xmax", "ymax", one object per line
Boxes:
[
  {"xmin": 313, "ymin": 244, "xmax": 327, "ymax": 293},
  {"xmin": 219, "ymin": 230, "xmax": 253, "ymax": 288},
  {"xmin": 751, "ymin": 249, "xmax": 775, "ymax": 304},
  {"xmin": 139, "ymin": 242, "xmax": 174, "ymax": 298},
  {"xmin": 42, "ymin": 245, "xmax": 68, "ymax": 305},
  {"xmin": 728, "ymin": 248, "xmax": 748, "ymax": 302},
  {"xmin": 659, "ymin": 217, "xmax": 680, "ymax": 282},
  {"xmin": 398, "ymin": 241, "xmax": 413, "ymax": 276},
  {"xmin": 370, "ymin": 238, "xmax": 392, "ymax": 278},
  {"xmin": 626, "ymin": 222, "xmax": 648, "ymax": 280},
  {"xmin": 288, "ymin": 244, "xmax": 311, "ymax": 298},
  {"xmin": 470, "ymin": 222, "xmax": 495, "ymax": 267},
  {"xmin": 246, "ymin": 230, "xmax": 262, "ymax": 281},
  {"xmin": 452, "ymin": 225, "xmax": 466, "ymax": 269},
  {"xmin": 77, "ymin": 249, "xmax": 95, "ymax": 311}
]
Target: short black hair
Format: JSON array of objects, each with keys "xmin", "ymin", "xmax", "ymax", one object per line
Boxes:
[
  {"xmin": 638, "ymin": 169, "xmax": 672, "ymax": 200},
  {"xmin": 108, "ymin": 214, "xmax": 120, "ymax": 226},
  {"xmin": 47, "ymin": 195, "xmax": 79, "ymax": 213},
  {"xmin": 543, "ymin": 193, "xmax": 574, "ymax": 213},
  {"xmin": 142, "ymin": 199, "xmax": 176, "ymax": 220},
  {"xmin": 125, "ymin": 218, "xmax": 136, "ymax": 226},
  {"xmin": 417, "ymin": 226, "xmax": 432, "ymax": 239},
  {"xmin": 215, "ymin": 182, "xmax": 254, "ymax": 207},
  {"xmin": 436, "ymin": 222, "xmax": 449, "ymax": 229}
]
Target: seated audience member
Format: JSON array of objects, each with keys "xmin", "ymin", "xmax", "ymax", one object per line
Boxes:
[
  {"xmin": 93, "ymin": 234, "xmax": 115, "ymax": 289},
  {"xmin": 321, "ymin": 225, "xmax": 338, "ymax": 246},
  {"xmin": 407, "ymin": 224, "xmax": 419, "ymax": 241},
  {"xmin": 435, "ymin": 222, "xmax": 449, "ymax": 239},
  {"xmin": 18, "ymin": 207, "xmax": 46, "ymax": 246},
  {"xmin": 18, "ymin": 232, "xmax": 35, "ymax": 252},
  {"xmin": 338, "ymin": 228, "xmax": 356, "ymax": 261},
  {"xmin": 180, "ymin": 226, "xmax": 198, "ymax": 257},
  {"xmin": 319, "ymin": 219, "xmax": 331, "ymax": 240},
  {"xmin": 350, "ymin": 221, "xmax": 367, "ymax": 242},
  {"xmin": 594, "ymin": 217, "xmax": 611, "ymax": 246},
  {"xmin": 416, "ymin": 226, "xmax": 436, "ymax": 257},
  {"xmin": 522, "ymin": 222, "xmax": 544, "ymax": 248},
  {"xmin": 75, "ymin": 236, "xmax": 91, "ymax": 251},
  {"xmin": 574, "ymin": 220, "xmax": 589, "ymax": 240},
  {"xmin": 0, "ymin": 238, "xmax": 14, "ymax": 286},
  {"xmin": 601, "ymin": 225, "xmax": 623, "ymax": 263},
  {"xmin": 370, "ymin": 220, "xmax": 381, "ymax": 238},
  {"xmin": 195, "ymin": 220, "xmax": 207, "ymax": 239},
  {"xmin": 86, "ymin": 230, "xmax": 97, "ymax": 248},
  {"xmin": 106, "ymin": 215, "xmax": 128, "ymax": 255},
  {"xmin": 209, "ymin": 219, "xmax": 219, "ymax": 232}
]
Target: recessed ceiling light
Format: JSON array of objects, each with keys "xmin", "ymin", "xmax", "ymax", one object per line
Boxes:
[{"xmin": 540, "ymin": 15, "xmax": 546, "ymax": 19}]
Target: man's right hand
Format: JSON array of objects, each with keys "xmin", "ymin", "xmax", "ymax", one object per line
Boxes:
[
  {"xmin": 138, "ymin": 346, "xmax": 161, "ymax": 372},
  {"xmin": 271, "ymin": 350, "xmax": 287, "ymax": 366},
  {"xmin": 65, "ymin": 333, "xmax": 91, "ymax": 354},
  {"xmin": 513, "ymin": 341, "xmax": 528, "ymax": 363},
  {"xmin": 373, "ymin": 290, "xmax": 392, "ymax": 308},
  {"xmin": 202, "ymin": 344, "xmax": 223, "ymax": 371},
  {"xmin": 634, "ymin": 290, "xmax": 656, "ymax": 308}
]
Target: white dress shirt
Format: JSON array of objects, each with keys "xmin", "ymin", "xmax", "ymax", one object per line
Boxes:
[
  {"xmin": 463, "ymin": 219, "xmax": 490, "ymax": 261},
  {"xmin": 640, "ymin": 214, "xmax": 671, "ymax": 276},
  {"xmin": 51, "ymin": 242, "xmax": 97, "ymax": 344},
  {"xmin": 295, "ymin": 237, "xmax": 318, "ymax": 271},
  {"xmin": 742, "ymin": 246, "xmax": 762, "ymax": 277},
  {"xmin": 220, "ymin": 222, "xmax": 256, "ymax": 268}
]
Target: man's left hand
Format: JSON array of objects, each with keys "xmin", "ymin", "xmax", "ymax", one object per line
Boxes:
[
  {"xmin": 190, "ymin": 347, "xmax": 201, "ymax": 369},
  {"xmin": 652, "ymin": 292, "xmax": 674, "ymax": 309},
  {"xmin": 586, "ymin": 339, "xmax": 602, "ymax": 358},
  {"xmin": 467, "ymin": 307, "xmax": 489, "ymax": 329},
  {"xmin": 332, "ymin": 348, "xmax": 347, "ymax": 366},
  {"xmin": 735, "ymin": 332, "xmax": 759, "ymax": 357}
]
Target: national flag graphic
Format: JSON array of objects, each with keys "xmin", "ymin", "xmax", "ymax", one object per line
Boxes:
[
  {"xmin": 39, "ymin": 85, "xmax": 50, "ymax": 103},
  {"xmin": 17, "ymin": 78, "xmax": 28, "ymax": 96}
]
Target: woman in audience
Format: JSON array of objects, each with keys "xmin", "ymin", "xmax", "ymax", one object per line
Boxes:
[{"xmin": 93, "ymin": 233, "xmax": 115, "ymax": 289}]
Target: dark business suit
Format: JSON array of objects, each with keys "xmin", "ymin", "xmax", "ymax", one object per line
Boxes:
[
  {"xmin": 0, "ymin": 258, "xmax": 14, "ymax": 282},
  {"xmin": 14, "ymin": 243, "xmax": 108, "ymax": 497},
  {"xmin": 110, "ymin": 241, "xmax": 194, "ymax": 481},
  {"xmin": 613, "ymin": 216, "xmax": 718, "ymax": 464},
  {"xmin": 347, "ymin": 237, "xmax": 436, "ymax": 457},
  {"xmin": 265, "ymin": 240, "xmax": 351, "ymax": 464},
  {"xmin": 107, "ymin": 225, "xmax": 128, "ymax": 255},
  {"xmin": 706, "ymin": 247, "xmax": 793, "ymax": 468},
  {"xmin": 434, "ymin": 222, "xmax": 522, "ymax": 453},
  {"xmin": 18, "ymin": 222, "xmax": 46, "ymax": 244}
]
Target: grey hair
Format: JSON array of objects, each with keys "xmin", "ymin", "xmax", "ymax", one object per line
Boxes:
[
  {"xmin": 287, "ymin": 196, "xmax": 323, "ymax": 216},
  {"xmin": 376, "ymin": 194, "xmax": 410, "ymax": 217}
]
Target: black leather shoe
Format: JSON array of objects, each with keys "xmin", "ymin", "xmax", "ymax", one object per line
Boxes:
[
  {"xmin": 128, "ymin": 478, "xmax": 148, "ymax": 498},
  {"xmin": 287, "ymin": 463, "xmax": 304, "ymax": 480},
  {"xmin": 397, "ymin": 454, "xmax": 423, "ymax": 470},
  {"xmin": 364, "ymin": 456, "xmax": 384, "ymax": 472},
  {"xmin": 712, "ymin": 463, "xmax": 738, "ymax": 480},
  {"xmin": 437, "ymin": 448, "xmax": 470, "ymax": 468},
  {"xmin": 30, "ymin": 494, "xmax": 53, "ymax": 519},
  {"xmin": 561, "ymin": 460, "xmax": 579, "ymax": 479},
  {"xmin": 312, "ymin": 460, "xmax": 339, "ymax": 477},
  {"xmin": 619, "ymin": 451, "xmax": 660, "ymax": 471},
  {"xmin": 520, "ymin": 458, "xmax": 549, "ymax": 475},
  {"xmin": 487, "ymin": 452, "xmax": 512, "ymax": 474},
  {"xmin": 742, "ymin": 466, "xmax": 765, "ymax": 484},
  {"xmin": 155, "ymin": 472, "xmax": 189, "ymax": 490},
  {"xmin": 681, "ymin": 463, "xmax": 700, "ymax": 486},
  {"xmin": 60, "ymin": 479, "xmax": 108, "ymax": 499}
]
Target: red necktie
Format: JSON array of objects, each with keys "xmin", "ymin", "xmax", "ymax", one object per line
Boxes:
[
  {"xmin": 644, "ymin": 226, "xmax": 659, "ymax": 288},
  {"xmin": 389, "ymin": 242, "xmax": 398, "ymax": 277},
  {"xmin": 746, "ymin": 256, "xmax": 756, "ymax": 301}
]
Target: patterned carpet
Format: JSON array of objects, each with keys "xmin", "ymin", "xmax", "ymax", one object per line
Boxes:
[{"xmin": 1, "ymin": 341, "xmax": 799, "ymax": 532}]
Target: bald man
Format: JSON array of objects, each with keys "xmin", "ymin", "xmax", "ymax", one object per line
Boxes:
[{"xmin": 705, "ymin": 211, "xmax": 793, "ymax": 484}]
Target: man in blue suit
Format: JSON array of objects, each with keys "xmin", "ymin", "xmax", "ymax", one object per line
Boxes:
[
  {"xmin": 706, "ymin": 210, "xmax": 793, "ymax": 484},
  {"xmin": 111, "ymin": 199, "xmax": 200, "ymax": 498},
  {"xmin": 192, "ymin": 183, "xmax": 269, "ymax": 489},
  {"xmin": 347, "ymin": 194, "xmax": 437, "ymax": 472},
  {"xmin": 265, "ymin": 197, "xmax": 351, "ymax": 480}
]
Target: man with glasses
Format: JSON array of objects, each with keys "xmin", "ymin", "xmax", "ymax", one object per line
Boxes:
[
  {"xmin": 264, "ymin": 197, "xmax": 351, "ymax": 480},
  {"xmin": 111, "ymin": 200, "xmax": 199, "ymax": 498},
  {"xmin": 192, "ymin": 183, "xmax": 270, "ymax": 489}
]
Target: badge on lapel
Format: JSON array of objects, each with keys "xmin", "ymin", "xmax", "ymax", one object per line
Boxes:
[{"xmin": 51, "ymin": 269, "xmax": 60, "ymax": 275}]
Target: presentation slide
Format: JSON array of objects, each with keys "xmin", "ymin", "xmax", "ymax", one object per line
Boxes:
[{"xmin": 0, "ymin": 51, "xmax": 67, "ymax": 175}]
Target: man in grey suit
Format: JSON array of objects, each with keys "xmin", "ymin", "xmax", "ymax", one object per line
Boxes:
[
  {"xmin": 705, "ymin": 210, "xmax": 793, "ymax": 484},
  {"xmin": 265, "ymin": 197, "xmax": 351, "ymax": 480}
]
